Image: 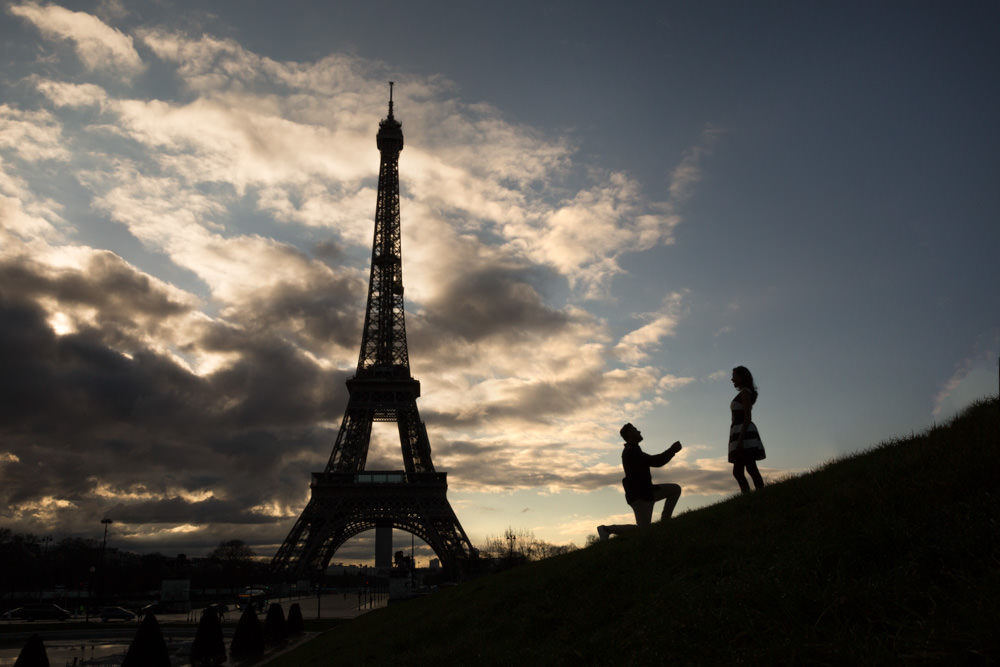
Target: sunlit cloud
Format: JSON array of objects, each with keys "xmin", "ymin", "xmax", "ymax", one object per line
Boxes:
[
  {"xmin": 614, "ymin": 292, "xmax": 687, "ymax": 364},
  {"xmin": 932, "ymin": 334, "xmax": 999, "ymax": 418},
  {"xmin": 34, "ymin": 79, "xmax": 108, "ymax": 109},
  {"xmin": 164, "ymin": 524, "xmax": 200, "ymax": 534},
  {"xmin": 9, "ymin": 1, "xmax": 144, "ymax": 78},
  {"xmin": 0, "ymin": 106, "xmax": 71, "ymax": 162},
  {"xmin": 668, "ymin": 124, "xmax": 723, "ymax": 204}
]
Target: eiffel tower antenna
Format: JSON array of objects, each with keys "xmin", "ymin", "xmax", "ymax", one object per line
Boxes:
[{"xmin": 270, "ymin": 85, "xmax": 477, "ymax": 582}]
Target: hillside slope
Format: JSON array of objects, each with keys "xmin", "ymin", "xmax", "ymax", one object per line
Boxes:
[{"xmin": 270, "ymin": 397, "xmax": 1000, "ymax": 665}]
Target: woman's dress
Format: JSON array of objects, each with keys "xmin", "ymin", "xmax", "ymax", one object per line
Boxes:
[{"xmin": 729, "ymin": 391, "xmax": 766, "ymax": 464}]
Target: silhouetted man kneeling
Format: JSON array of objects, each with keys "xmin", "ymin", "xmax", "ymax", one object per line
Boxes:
[{"xmin": 598, "ymin": 422, "xmax": 682, "ymax": 540}]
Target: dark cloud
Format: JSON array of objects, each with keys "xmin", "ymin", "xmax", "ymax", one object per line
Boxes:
[
  {"xmin": 492, "ymin": 375, "xmax": 607, "ymax": 421},
  {"xmin": 420, "ymin": 369, "xmax": 608, "ymax": 434},
  {"xmin": 105, "ymin": 496, "xmax": 267, "ymax": 525},
  {"xmin": 415, "ymin": 263, "xmax": 567, "ymax": 344},
  {"xmin": 437, "ymin": 439, "xmax": 505, "ymax": 457},
  {"xmin": 225, "ymin": 261, "xmax": 367, "ymax": 354},
  {"xmin": 0, "ymin": 257, "xmax": 347, "ymax": 553},
  {"xmin": 0, "ymin": 294, "xmax": 201, "ymax": 436},
  {"xmin": 404, "ymin": 259, "xmax": 609, "ymax": 432},
  {"xmin": 1, "ymin": 251, "xmax": 191, "ymax": 330}
]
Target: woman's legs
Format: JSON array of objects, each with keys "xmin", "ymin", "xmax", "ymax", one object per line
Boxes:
[
  {"xmin": 734, "ymin": 460, "xmax": 764, "ymax": 492},
  {"xmin": 745, "ymin": 460, "xmax": 765, "ymax": 490},
  {"xmin": 732, "ymin": 463, "xmax": 751, "ymax": 493}
]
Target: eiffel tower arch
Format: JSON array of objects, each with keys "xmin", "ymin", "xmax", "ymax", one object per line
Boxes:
[{"xmin": 270, "ymin": 85, "xmax": 477, "ymax": 582}]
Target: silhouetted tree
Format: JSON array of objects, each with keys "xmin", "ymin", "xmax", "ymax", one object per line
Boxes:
[
  {"xmin": 1, "ymin": 530, "xmax": 44, "ymax": 594},
  {"xmin": 264, "ymin": 603, "xmax": 287, "ymax": 645},
  {"xmin": 393, "ymin": 549, "xmax": 414, "ymax": 570},
  {"xmin": 190, "ymin": 606, "xmax": 226, "ymax": 666},
  {"xmin": 14, "ymin": 634, "xmax": 49, "ymax": 667},
  {"xmin": 209, "ymin": 539, "xmax": 257, "ymax": 589},
  {"xmin": 210, "ymin": 539, "xmax": 255, "ymax": 564},
  {"xmin": 122, "ymin": 613, "xmax": 170, "ymax": 667},
  {"xmin": 479, "ymin": 527, "xmax": 578, "ymax": 566},
  {"xmin": 230, "ymin": 603, "xmax": 264, "ymax": 660},
  {"xmin": 535, "ymin": 542, "xmax": 577, "ymax": 559},
  {"xmin": 286, "ymin": 603, "xmax": 305, "ymax": 636},
  {"xmin": 0, "ymin": 529, "xmax": 267, "ymax": 611},
  {"xmin": 49, "ymin": 537, "xmax": 99, "ymax": 599}
]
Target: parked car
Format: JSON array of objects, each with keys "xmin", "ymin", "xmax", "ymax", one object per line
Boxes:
[
  {"xmin": 138, "ymin": 602, "xmax": 166, "ymax": 618},
  {"xmin": 100, "ymin": 606, "xmax": 136, "ymax": 622},
  {"xmin": 4, "ymin": 604, "xmax": 72, "ymax": 621}
]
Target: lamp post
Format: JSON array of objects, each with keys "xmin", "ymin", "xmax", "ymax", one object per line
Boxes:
[
  {"xmin": 87, "ymin": 566, "xmax": 95, "ymax": 622},
  {"xmin": 100, "ymin": 518, "xmax": 112, "ymax": 609},
  {"xmin": 38, "ymin": 536, "xmax": 52, "ymax": 600}
]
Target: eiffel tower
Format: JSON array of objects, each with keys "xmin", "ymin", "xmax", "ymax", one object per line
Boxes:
[{"xmin": 270, "ymin": 84, "xmax": 476, "ymax": 582}]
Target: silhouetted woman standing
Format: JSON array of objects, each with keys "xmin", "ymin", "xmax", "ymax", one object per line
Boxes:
[{"xmin": 729, "ymin": 366, "xmax": 766, "ymax": 493}]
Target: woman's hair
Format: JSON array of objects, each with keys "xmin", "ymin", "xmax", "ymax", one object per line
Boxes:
[{"xmin": 733, "ymin": 366, "xmax": 758, "ymax": 405}]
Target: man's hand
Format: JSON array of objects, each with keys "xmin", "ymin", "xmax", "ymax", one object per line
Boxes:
[{"xmin": 668, "ymin": 441, "xmax": 682, "ymax": 455}]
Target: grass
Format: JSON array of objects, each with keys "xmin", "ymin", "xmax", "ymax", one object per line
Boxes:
[{"xmin": 265, "ymin": 397, "xmax": 1000, "ymax": 666}]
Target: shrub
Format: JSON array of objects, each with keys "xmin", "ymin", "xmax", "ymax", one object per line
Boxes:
[
  {"xmin": 122, "ymin": 613, "xmax": 170, "ymax": 667},
  {"xmin": 230, "ymin": 604, "xmax": 264, "ymax": 659}
]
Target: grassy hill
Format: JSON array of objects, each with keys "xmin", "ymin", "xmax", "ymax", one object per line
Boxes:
[{"xmin": 268, "ymin": 397, "xmax": 999, "ymax": 665}]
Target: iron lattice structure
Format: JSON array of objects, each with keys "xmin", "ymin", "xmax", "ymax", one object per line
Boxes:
[{"xmin": 270, "ymin": 87, "xmax": 476, "ymax": 581}]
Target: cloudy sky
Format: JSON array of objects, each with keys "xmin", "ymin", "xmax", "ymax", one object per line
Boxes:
[{"xmin": 2, "ymin": 1, "xmax": 997, "ymax": 565}]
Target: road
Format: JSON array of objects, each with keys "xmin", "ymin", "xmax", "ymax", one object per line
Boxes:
[{"xmin": 0, "ymin": 592, "xmax": 386, "ymax": 666}]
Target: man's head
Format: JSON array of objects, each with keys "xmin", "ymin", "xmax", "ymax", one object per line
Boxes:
[{"xmin": 620, "ymin": 422, "xmax": 642, "ymax": 444}]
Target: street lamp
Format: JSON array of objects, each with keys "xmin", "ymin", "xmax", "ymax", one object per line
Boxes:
[
  {"xmin": 101, "ymin": 518, "xmax": 112, "ymax": 550},
  {"xmin": 100, "ymin": 518, "xmax": 112, "ymax": 609},
  {"xmin": 39, "ymin": 536, "xmax": 52, "ymax": 599},
  {"xmin": 87, "ymin": 566, "xmax": 96, "ymax": 622}
]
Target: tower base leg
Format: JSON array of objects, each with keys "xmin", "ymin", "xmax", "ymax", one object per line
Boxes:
[{"xmin": 375, "ymin": 524, "xmax": 393, "ymax": 571}]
